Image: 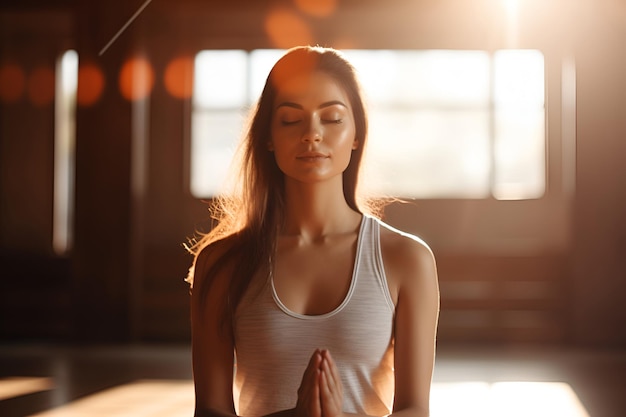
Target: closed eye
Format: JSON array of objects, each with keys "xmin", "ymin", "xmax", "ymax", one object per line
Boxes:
[
  {"xmin": 322, "ymin": 119, "xmax": 343, "ymax": 124},
  {"xmin": 281, "ymin": 120, "xmax": 302, "ymax": 126}
]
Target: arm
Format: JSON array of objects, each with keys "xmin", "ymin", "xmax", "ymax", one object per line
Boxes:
[
  {"xmin": 382, "ymin": 229, "xmax": 440, "ymax": 417},
  {"xmin": 190, "ymin": 244, "xmax": 238, "ymax": 417},
  {"xmin": 191, "ymin": 244, "xmax": 327, "ymax": 417}
]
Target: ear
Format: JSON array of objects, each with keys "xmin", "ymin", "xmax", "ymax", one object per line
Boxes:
[
  {"xmin": 267, "ymin": 141, "xmax": 274, "ymax": 151},
  {"xmin": 352, "ymin": 139, "xmax": 358, "ymax": 150}
]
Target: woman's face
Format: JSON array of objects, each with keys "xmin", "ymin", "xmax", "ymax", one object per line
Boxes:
[{"xmin": 269, "ymin": 71, "xmax": 357, "ymax": 185}]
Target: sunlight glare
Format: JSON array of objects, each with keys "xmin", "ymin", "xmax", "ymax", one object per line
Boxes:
[
  {"xmin": 431, "ymin": 381, "xmax": 590, "ymax": 417},
  {"xmin": 491, "ymin": 382, "xmax": 590, "ymax": 417},
  {"xmin": 0, "ymin": 377, "xmax": 54, "ymax": 401},
  {"xmin": 20, "ymin": 379, "xmax": 590, "ymax": 417},
  {"xmin": 28, "ymin": 380, "xmax": 193, "ymax": 417},
  {"xmin": 503, "ymin": 0, "xmax": 520, "ymax": 16},
  {"xmin": 502, "ymin": 0, "xmax": 520, "ymax": 46}
]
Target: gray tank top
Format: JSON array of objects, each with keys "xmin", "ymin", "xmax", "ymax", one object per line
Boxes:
[{"xmin": 233, "ymin": 215, "xmax": 395, "ymax": 416}]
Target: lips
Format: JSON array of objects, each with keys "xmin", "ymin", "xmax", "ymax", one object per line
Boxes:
[{"xmin": 296, "ymin": 152, "xmax": 329, "ymax": 161}]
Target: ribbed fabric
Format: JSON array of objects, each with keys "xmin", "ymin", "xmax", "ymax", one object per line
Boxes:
[{"xmin": 233, "ymin": 215, "xmax": 395, "ymax": 416}]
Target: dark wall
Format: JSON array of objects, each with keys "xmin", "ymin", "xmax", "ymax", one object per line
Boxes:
[
  {"xmin": 0, "ymin": 10, "xmax": 74, "ymax": 339},
  {"xmin": 0, "ymin": 0, "xmax": 624, "ymax": 347},
  {"xmin": 571, "ymin": 0, "xmax": 626, "ymax": 347}
]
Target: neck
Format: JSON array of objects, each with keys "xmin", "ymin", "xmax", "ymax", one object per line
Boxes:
[{"xmin": 282, "ymin": 178, "xmax": 361, "ymax": 240}]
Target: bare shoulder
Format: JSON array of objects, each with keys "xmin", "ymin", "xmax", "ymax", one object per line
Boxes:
[
  {"xmin": 377, "ymin": 219, "xmax": 438, "ymax": 303},
  {"xmin": 190, "ymin": 233, "xmax": 241, "ymax": 333},
  {"xmin": 378, "ymin": 220, "xmax": 434, "ymax": 259},
  {"xmin": 378, "ymin": 219, "xmax": 436, "ymax": 272},
  {"xmin": 189, "ymin": 234, "xmax": 239, "ymax": 291}
]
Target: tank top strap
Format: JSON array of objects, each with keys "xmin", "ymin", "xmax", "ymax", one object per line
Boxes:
[{"xmin": 359, "ymin": 215, "xmax": 396, "ymax": 313}]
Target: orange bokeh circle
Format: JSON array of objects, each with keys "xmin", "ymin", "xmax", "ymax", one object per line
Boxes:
[
  {"xmin": 164, "ymin": 56, "xmax": 194, "ymax": 99},
  {"xmin": 0, "ymin": 63, "xmax": 26, "ymax": 103},
  {"xmin": 119, "ymin": 57, "xmax": 155, "ymax": 101},
  {"xmin": 27, "ymin": 66, "xmax": 55, "ymax": 107},
  {"xmin": 264, "ymin": 9, "xmax": 313, "ymax": 49},
  {"xmin": 77, "ymin": 63, "xmax": 105, "ymax": 106},
  {"xmin": 294, "ymin": 0, "xmax": 337, "ymax": 17}
]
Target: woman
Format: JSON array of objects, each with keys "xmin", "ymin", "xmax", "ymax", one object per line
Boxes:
[{"xmin": 187, "ymin": 46, "xmax": 439, "ymax": 417}]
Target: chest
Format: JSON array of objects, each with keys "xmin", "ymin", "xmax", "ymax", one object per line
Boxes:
[{"xmin": 272, "ymin": 234, "xmax": 357, "ymax": 316}]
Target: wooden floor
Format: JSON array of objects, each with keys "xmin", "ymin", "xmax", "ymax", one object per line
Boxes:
[{"xmin": 0, "ymin": 343, "xmax": 624, "ymax": 417}]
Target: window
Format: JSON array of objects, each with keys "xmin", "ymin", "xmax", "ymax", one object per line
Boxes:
[
  {"xmin": 190, "ymin": 49, "xmax": 545, "ymax": 200},
  {"xmin": 53, "ymin": 50, "xmax": 78, "ymax": 255}
]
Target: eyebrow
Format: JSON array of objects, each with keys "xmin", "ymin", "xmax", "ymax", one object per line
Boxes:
[{"xmin": 276, "ymin": 100, "xmax": 348, "ymax": 110}]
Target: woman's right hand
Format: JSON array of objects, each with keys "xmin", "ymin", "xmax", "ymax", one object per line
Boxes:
[{"xmin": 295, "ymin": 349, "xmax": 323, "ymax": 417}]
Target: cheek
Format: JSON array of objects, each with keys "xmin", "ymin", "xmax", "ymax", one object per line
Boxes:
[
  {"xmin": 269, "ymin": 142, "xmax": 292, "ymax": 171},
  {"xmin": 334, "ymin": 129, "xmax": 357, "ymax": 167},
  {"xmin": 337, "ymin": 125, "xmax": 357, "ymax": 149}
]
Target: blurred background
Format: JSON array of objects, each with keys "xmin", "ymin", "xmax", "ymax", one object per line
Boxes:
[{"xmin": 0, "ymin": 0, "xmax": 624, "ymax": 416}]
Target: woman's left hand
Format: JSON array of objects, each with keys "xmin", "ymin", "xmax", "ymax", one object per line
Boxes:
[{"xmin": 319, "ymin": 350, "xmax": 344, "ymax": 417}]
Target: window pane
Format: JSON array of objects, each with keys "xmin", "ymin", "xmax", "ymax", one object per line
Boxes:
[
  {"xmin": 493, "ymin": 50, "xmax": 545, "ymax": 200},
  {"xmin": 190, "ymin": 111, "xmax": 243, "ymax": 197},
  {"xmin": 193, "ymin": 50, "xmax": 247, "ymax": 108},
  {"xmin": 494, "ymin": 108, "xmax": 545, "ymax": 200},
  {"xmin": 494, "ymin": 50, "xmax": 545, "ymax": 106},
  {"xmin": 346, "ymin": 50, "xmax": 490, "ymax": 106},
  {"xmin": 364, "ymin": 109, "xmax": 490, "ymax": 198}
]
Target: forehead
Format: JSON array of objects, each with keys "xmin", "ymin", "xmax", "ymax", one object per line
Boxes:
[{"xmin": 273, "ymin": 71, "xmax": 351, "ymax": 108}]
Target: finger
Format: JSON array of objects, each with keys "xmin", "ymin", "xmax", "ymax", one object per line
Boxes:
[
  {"xmin": 297, "ymin": 350, "xmax": 324, "ymax": 417},
  {"xmin": 322, "ymin": 351, "xmax": 343, "ymax": 395},
  {"xmin": 302, "ymin": 350, "xmax": 322, "ymax": 385},
  {"xmin": 320, "ymin": 368, "xmax": 342, "ymax": 416},
  {"xmin": 311, "ymin": 368, "xmax": 322, "ymax": 417},
  {"xmin": 320, "ymin": 363, "xmax": 332, "ymax": 395},
  {"xmin": 321, "ymin": 357, "xmax": 336, "ymax": 393},
  {"xmin": 306, "ymin": 349, "xmax": 320, "ymax": 370}
]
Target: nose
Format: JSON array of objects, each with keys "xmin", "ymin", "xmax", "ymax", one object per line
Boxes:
[{"xmin": 301, "ymin": 119, "xmax": 322, "ymax": 143}]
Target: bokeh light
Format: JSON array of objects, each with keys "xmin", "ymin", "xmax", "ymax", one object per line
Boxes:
[
  {"xmin": 119, "ymin": 56, "xmax": 155, "ymax": 101},
  {"xmin": 264, "ymin": 8, "xmax": 313, "ymax": 49},
  {"xmin": 164, "ymin": 56, "xmax": 194, "ymax": 99},
  {"xmin": 27, "ymin": 66, "xmax": 56, "ymax": 106},
  {"xmin": 77, "ymin": 63, "xmax": 105, "ymax": 106},
  {"xmin": 294, "ymin": 0, "xmax": 337, "ymax": 17},
  {"xmin": 0, "ymin": 62, "xmax": 26, "ymax": 103}
]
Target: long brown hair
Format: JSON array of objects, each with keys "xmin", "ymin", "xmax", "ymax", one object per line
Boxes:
[{"xmin": 186, "ymin": 46, "xmax": 370, "ymax": 332}]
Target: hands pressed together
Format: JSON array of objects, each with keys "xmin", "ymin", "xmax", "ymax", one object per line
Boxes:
[{"xmin": 295, "ymin": 349, "xmax": 344, "ymax": 417}]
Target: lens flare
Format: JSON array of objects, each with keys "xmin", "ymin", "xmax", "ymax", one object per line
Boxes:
[
  {"xmin": 119, "ymin": 57, "xmax": 154, "ymax": 101},
  {"xmin": 264, "ymin": 8, "xmax": 313, "ymax": 49},
  {"xmin": 164, "ymin": 56, "xmax": 194, "ymax": 99},
  {"xmin": 77, "ymin": 63, "xmax": 105, "ymax": 106}
]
